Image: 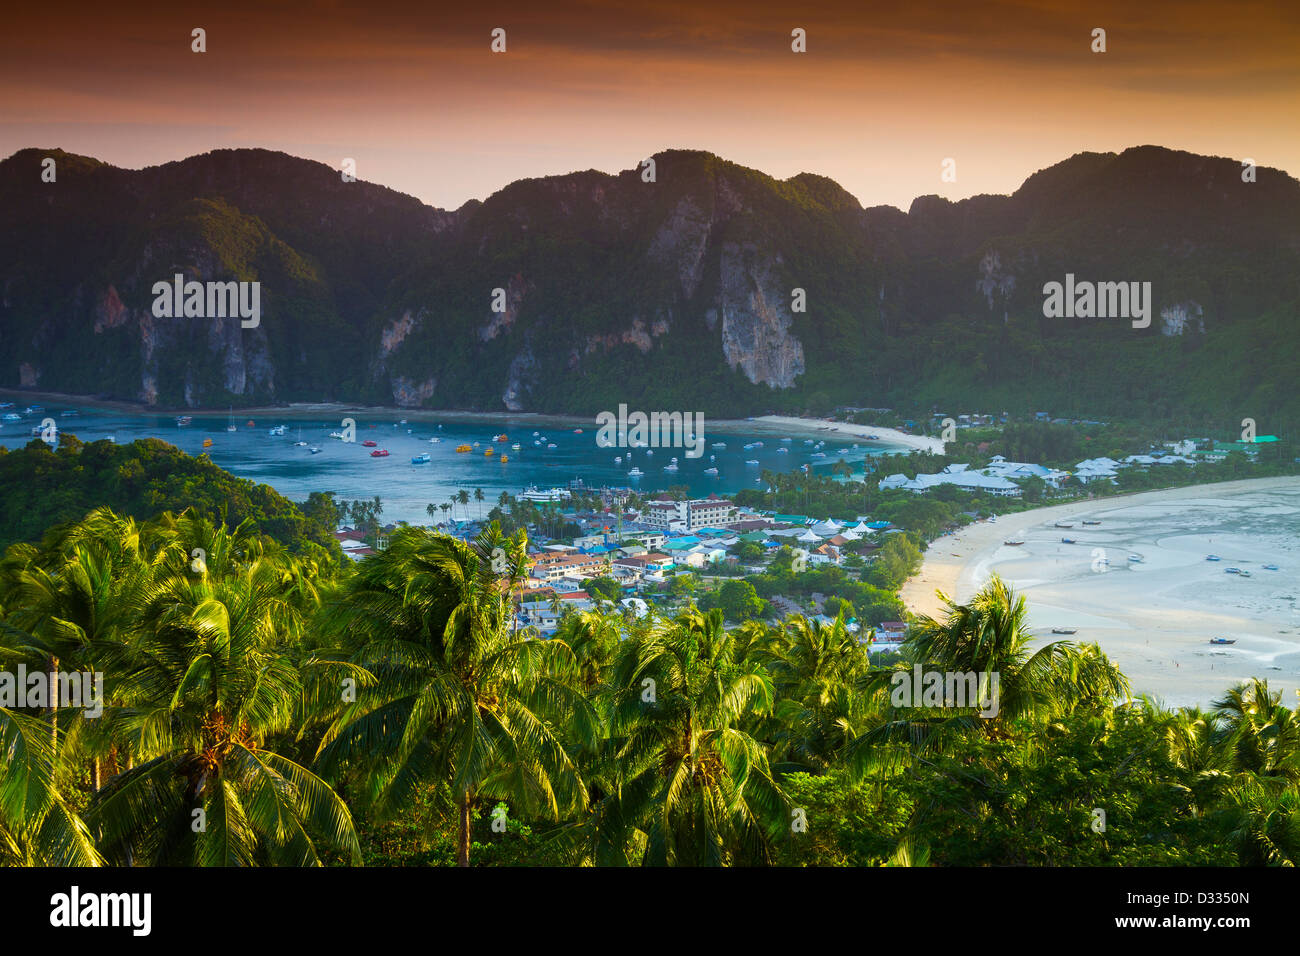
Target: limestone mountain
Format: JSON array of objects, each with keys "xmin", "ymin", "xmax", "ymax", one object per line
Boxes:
[{"xmin": 1, "ymin": 144, "xmax": 1296, "ymax": 429}]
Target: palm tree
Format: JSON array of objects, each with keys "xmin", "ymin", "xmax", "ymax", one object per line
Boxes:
[
  {"xmin": 475, "ymin": 488, "xmax": 485, "ymax": 522},
  {"xmin": 579, "ymin": 607, "xmax": 789, "ymax": 866},
  {"xmin": 457, "ymin": 490, "xmax": 471, "ymax": 521},
  {"xmin": 86, "ymin": 517, "xmax": 360, "ymax": 865},
  {"xmin": 315, "ymin": 523, "xmax": 594, "ymax": 866}
]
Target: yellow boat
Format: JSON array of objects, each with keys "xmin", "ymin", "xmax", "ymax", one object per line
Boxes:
[
  {"xmin": 202, "ymin": 438, "xmax": 213, "ymax": 447},
  {"xmin": 500, "ymin": 455, "xmax": 508, "ymax": 463},
  {"xmin": 455, "ymin": 444, "xmax": 471, "ymax": 453},
  {"xmin": 485, "ymin": 448, "xmax": 495, "ymax": 457}
]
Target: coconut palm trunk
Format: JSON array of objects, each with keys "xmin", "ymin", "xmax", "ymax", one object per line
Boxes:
[{"xmin": 457, "ymin": 791, "xmax": 473, "ymax": 867}]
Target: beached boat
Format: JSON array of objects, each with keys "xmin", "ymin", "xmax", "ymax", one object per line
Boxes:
[
  {"xmin": 1003, "ymin": 540, "xmax": 1025, "ymax": 546},
  {"xmin": 1082, "ymin": 520, "xmax": 1101, "ymax": 526},
  {"xmin": 1054, "ymin": 522, "xmax": 1073, "ymax": 528},
  {"xmin": 1061, "ymin": 537, "xmax": 1076, "ymax": 544},
  {"xmin": 411, "ymin": 453, "xmax": 430, "ymax": 464},
  {"xmin": 1263, "ymin": 564, "xmax": 1280, "ymax": 570},
  {"xmin": 1238, "ymin": 570, "xmax": 1252, "ymax": 577},
  {"xmin": 1051, "ymin": 627, "xmax": 1077, "ymax": 635},
  {"xmin": 1206, "ymin": 555, "xmax": 1221, "ymax": 561},
  {"xmin": 1225, "ymin": 567, "xmax": 1241, "ymax": 574},
  {"xmin": 1209, "ymin": 638, "xmax": 1236, "ymax": 645},
  {"xmin": 370, "ymin": 449, "xmax": 389, "ymax": 458}
]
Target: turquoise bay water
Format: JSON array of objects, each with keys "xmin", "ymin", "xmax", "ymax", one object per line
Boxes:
[{"xmin": 2, "ymin": 405, "xmax": 909, "ymax": 526}]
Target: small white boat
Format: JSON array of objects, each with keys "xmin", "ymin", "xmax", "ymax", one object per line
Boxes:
[
  {"xmin": 614, "ymin": 456, "xmax": 622, "ymax": 464},
  {"xmin": 547, "ymin": 443, "xmax": 557, "ymax": 449},
  {"xmin": 430, "ymin": 437, "xmax": 441, "ymax": 443},
  {"xmin": 268, "ymin": 424, "xmax": 287, "ymax": 437},
  {"xmin": 309, "ymin": 446, "xmax": 322, "ymax": 454},
  {"xmin": 745, "ymin": 459, "xmax": 760, "ymax": 466},
  {"xmin": 511, "ymin": 443, "xmax": 521, "ymax": 450},
  {"xmin": 628, "ymin": 467, "xmax": 644, "ymax": 477},
  {"xmin": 776, "ymin": 447, "xmax": 789, "ymax": 454},
  {"xmin": 2, "ymin": 413, "xmax": 20, "ymax": 422},
  {"xmin": 712, "ymin": 442, "xmax": 727, "ymax": 449},
  {"xmin": 704, "ymin": 467, "xmax": 719, "ymax": 475},
  {"xmin": 663, "ymin": 463, "xmax": 678, "ymax": 472},
  {"xmin": 646, "ymin": 449, "xmax": 653, "ymax": 456},
  {"xmin": 781, "ymin": 437, "xmax": 792, "ymax": 443},
  {"xmin": 329, "ymin": 431, "xmax": 345, "ymax": 440}
]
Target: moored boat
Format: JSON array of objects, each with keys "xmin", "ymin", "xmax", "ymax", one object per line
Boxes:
[
  {"xmin": 1051, "ymin": 627, "xmax": 1077, "ymax": 634},
  {"xmin": 1209, "ymin": 638, "xmax": 1236, "ymax": 645},
  {"xmin": 370, "ymin": 448, "xmax": 389, "ymax": 457}
]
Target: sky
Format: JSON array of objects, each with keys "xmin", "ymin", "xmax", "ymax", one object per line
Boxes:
[{"xmin": 2, "ymin": 0, "xmax": 1297, "ymax": 211}]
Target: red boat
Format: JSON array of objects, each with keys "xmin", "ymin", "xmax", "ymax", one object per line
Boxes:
[
  {"xmin": 370, "ymin": 448, "xmax": 389, "ymax": 457},
  {"xmin": 362, "ymin": 440, "xmax": 378, "ymax": 447}
]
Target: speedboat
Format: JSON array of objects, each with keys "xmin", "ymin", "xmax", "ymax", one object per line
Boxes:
[
  {"xmin": 370, "ymin": 448, "xmax": 390, "ymax": 458},
  {"xmin": 362, "ymin": 439, "xmax": 378, "ymax": 447}
]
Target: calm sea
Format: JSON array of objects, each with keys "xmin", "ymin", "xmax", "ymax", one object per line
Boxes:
[{"xmin": 2, "ymin": 405, "xmax": 909, "ymax": 525}]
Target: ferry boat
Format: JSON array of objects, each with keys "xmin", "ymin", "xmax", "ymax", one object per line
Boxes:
[
  {"xmin": 519, "ymin": 487, "xmax": 571, "ymax": 502},
  {"xmin": 456, "ymin": 444, "xmax": 471, "ymax": 453},
  {"xmin": 1209, "ymin": 638, "xmax": 1236, "ymax": 645},
  {"xmin": 411, "ymin": 453, "xmax": 430, "ymax": 464},
  {"xmin": 202, "ymin": 438, "xmax": 213, "ymax": 448},
  {"xmin": 362, "ymin": 440, "xmax": 378, "ymax": 447},
  {"xmin": 370, "ymin": 448, "xmax": 390, "ymax": 458}
]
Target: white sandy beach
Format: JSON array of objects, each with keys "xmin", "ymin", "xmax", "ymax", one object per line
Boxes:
[
  {"xmin": 753, "ymin": 415, "xmax": 944, "ymax": 454},
  {"xmin": 900, "ymin": 477, "xmax": 1300, "ymax": 708}
]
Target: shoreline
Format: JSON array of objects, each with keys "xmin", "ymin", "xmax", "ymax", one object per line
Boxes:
[
  {"xmin": 0, "ymin": 389, "xmax": 935, "ymax": 451},
  {"xmin": 900, "ymin": 476, "xmax": 1300, "ymax": 707}
]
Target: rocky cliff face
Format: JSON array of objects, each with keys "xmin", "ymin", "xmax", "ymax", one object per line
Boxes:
[{"xmin": 1, "ymin": 145, "xmax": 1297, "ymax": 423}]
